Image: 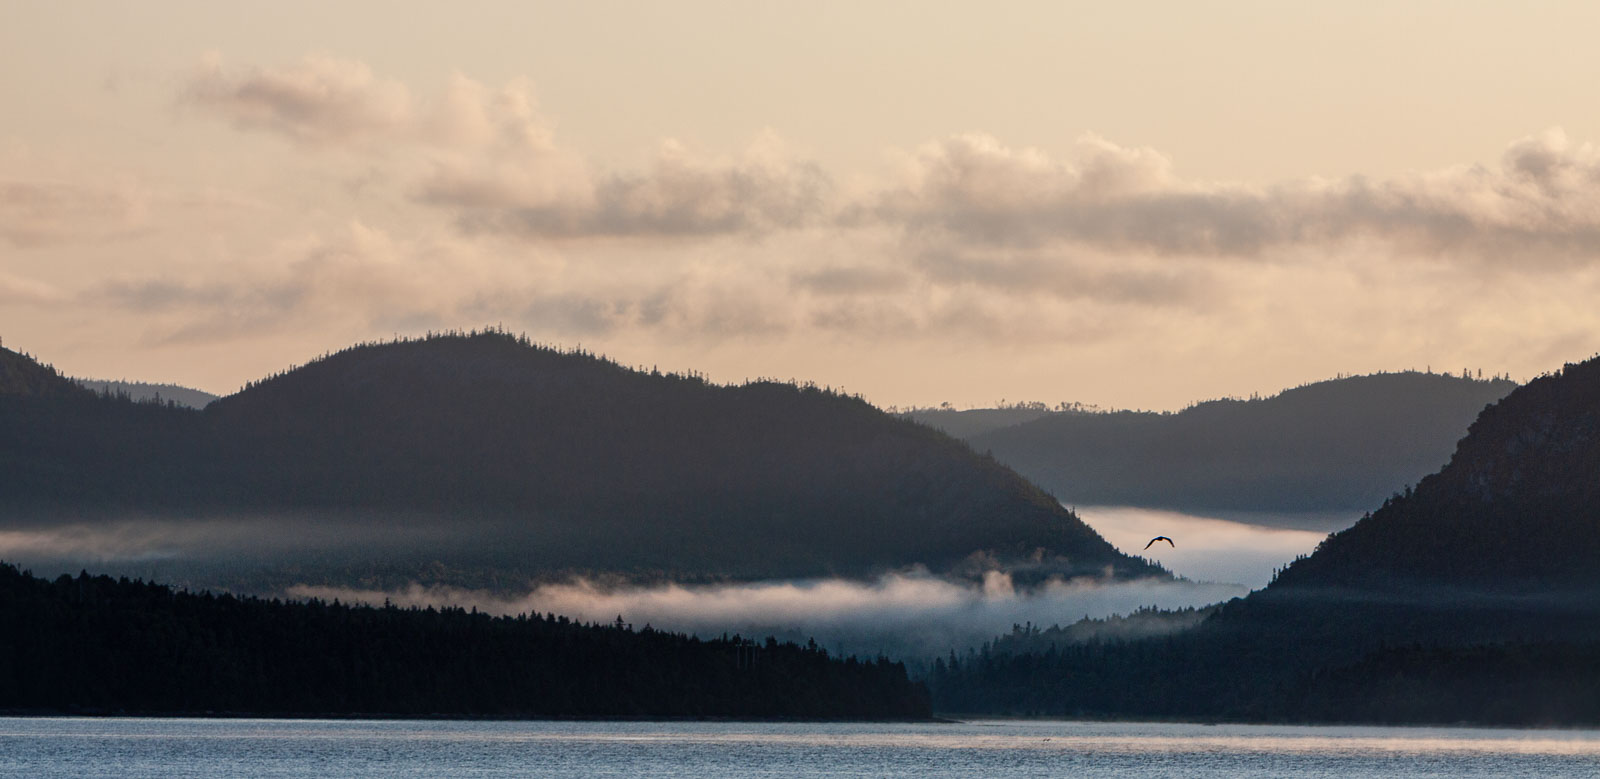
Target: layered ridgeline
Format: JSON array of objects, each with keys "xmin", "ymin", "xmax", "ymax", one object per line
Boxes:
[
  {"xmin": 1272, "ymin": 357, "xmax": 1600, "ymax": 590},
  {"xmin": 74, "ymin": 379, "xmax": 219, "ymax": 409},
  {"xmin": 900, "ymin": 405, "xmax": 1060, "ymax": 439},
  {"xmin": 918, "ymin": 372, "xmax": 1516, "ymax": 521},
  {"xmin": 0, "ymin": 563, "xmax": 930, "ymax": 719},
  {"xmin": 930, "ymin": 357, "xmax": 1600, "ymax": 725},
  {"xmin": 0, "ymin": 332, "xmax": 1159, "ymax": 588}
]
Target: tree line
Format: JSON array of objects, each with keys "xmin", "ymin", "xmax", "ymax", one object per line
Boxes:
[{"xmin": 0, "ymin": 562, "xmax": 930, "ymax": 720}]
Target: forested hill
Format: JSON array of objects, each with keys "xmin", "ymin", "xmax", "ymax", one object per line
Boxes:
[
  {"xmin": 0, "ymin": 334, "xmax": 1160, "ymax": 585},
  {"xmin": 1271, "ymin": 356, "xmax": 1600, "ymax": 591},
  {"xmin": 962, "ymin": 371, "xmax": 1517, "ymax": 518},
  {"xmin": 928, "ymin": 357, "xmax": 1600, "ymax": 725},
  {"xmin": 74, "ymin": 379, "xmax": 218, "ymax": 409},
  {"xmin": 0, "ymin": 347, "xmax": 91, "ymax": 398},
  {"xmin": 0, "ymin": 562, "xmax": 930, "ymax": 720}
]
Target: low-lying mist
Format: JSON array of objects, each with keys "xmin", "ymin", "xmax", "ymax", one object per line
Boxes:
[
  {"xmin": 1077, "ymin": 505, "xmax": 1335, "ymax": 588},
  {"xmin": 289, "ymin": 572, "xmax": 1245, "ymax": 661},
  {"xmin": 0, "ymin": 515, "xmax": 1246, "ymax": 661}
]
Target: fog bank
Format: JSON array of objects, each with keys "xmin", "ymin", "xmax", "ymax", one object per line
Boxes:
[
  {"xmin": 1078, "ymin": 506, "xmax": 1334, "ymax": 589},
  {"xmin": 290, "ymin": 571, "xmax": 1244, "ymax": 660}
]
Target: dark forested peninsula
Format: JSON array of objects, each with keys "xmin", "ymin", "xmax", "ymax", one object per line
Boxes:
[
  {"xmin": 929, "ymin": 357, "xmax": 1600, "ymax": 726},
  {"xmin": 0, "ymin": 333, "xmax": 1160, "ymax": 590},
  {"xmin": 919, "ymin": 372, "xmax": 1516, "ymax": 522},
  {"xmin": 0, "ymin": 562, "xmax": 929, "ymax": 719}
]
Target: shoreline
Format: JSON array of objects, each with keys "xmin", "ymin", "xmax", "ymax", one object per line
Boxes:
[{"xmin": 0, "ymin": 708, "xmax": 951, "ymax": 724}]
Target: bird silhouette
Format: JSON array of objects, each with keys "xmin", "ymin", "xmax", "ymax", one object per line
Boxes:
[{"xmin": 1144, "ymin": 536, "xmax": 1175, "ymax": 550}]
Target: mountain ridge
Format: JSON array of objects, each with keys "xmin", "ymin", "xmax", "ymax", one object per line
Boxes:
[
  {"xmin": 73, "ymin": 379, "xmax": 219, "ymax": 409},
  {"xmin": 0, "ymin": 333, "xmax": 1163, "ymax": 588},
  {"xmin": 1270, "ymin": 356, "xmax": 1600, "ymax": 591},
  {"xmin": 951, "ymin": 371, "xmax": 1517, "ymax": 520},
  {"xmin": 928, "ymin": 354, "xmax": 1600, "ymax": 724}
]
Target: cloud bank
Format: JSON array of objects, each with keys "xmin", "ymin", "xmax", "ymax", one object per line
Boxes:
[
  {"xmin": 290, "ymin": 571, "xmax": 1244, "ymax": 659},
  {"xmin": 16, "ymin": 51, "xmax": 1600, "ymax": 410},
  {"xmin": 0, "ymin": 180, "xmax": 149, "ymax": 248},
  {"xmin": 0, "ymin": 516, "xmax": 1243, "ymax": 659},
  {"xmin": 185, "ymin": 54, "xmax": 413, "ymax": 147},
  {"xmin": 1075, "ymin": 506, "xmax": 1335, "ymax": 590},
  {"xmin": 182, "ymin": 56, "xmax": 1600, "ymax": 261},
  {"xmin": 870, "ymin": 130, "xmax": 1600, "ymax": 265}
]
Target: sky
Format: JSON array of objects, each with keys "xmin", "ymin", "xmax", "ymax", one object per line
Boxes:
[{"xmin": 5, "ymin": 1, "xmax": 1600, "ymax": 410}]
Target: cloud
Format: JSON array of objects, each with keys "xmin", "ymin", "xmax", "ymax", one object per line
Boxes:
[
  {"xmin": 911, "ymin": 248, "xmax": 1214, "ymax": 306},
  {"xmin": 88, "ymin": 221, "xmax": 526, "ymax": 345},
  {"xmin": 791, "ymin": 265, "xmax": 913, "ymax": 296},
  {"xmin": 0, "ymin": 180, "xmax": 149, "ymax": 247},
  {"xmin": 439, "ymin": 135, "xmax": 832, "ymax": 239},
  {"xmin": 186, "ymin": 56, "xmax": 830, "ymax": 240},
  {"xmin": 0, "ymin": 273, "xmax": 65, "ymax": 306},
  {"xmin": 184, "ymin": 53, "xmax": 413, "ymax": 146},
  {"xmin": 868, "ymin": 130, "xmax": 1600, "ymax": 265},
  {"xmin": 179, "ymin": 55, "xmax": 1600, "ymax": 261},
  {"xmin": 159, "ymin": 55, "xmax": 1600, "ymax": 368},
  {"xmin": 97, "ymin": 277, "xmax": 299, "ymax": 315}
]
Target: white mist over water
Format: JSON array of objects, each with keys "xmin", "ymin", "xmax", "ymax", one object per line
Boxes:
[
  {"xmin": 0, "ymin": 511, "xmax": 1303, "ymax": 657},
  {"xmin": 290, "ymin": 572, "xmax": 1245, "ymax": 658},
  {"xmin": 1076, "ymin": 505, "xmax": 1340, "ymax": 589}
]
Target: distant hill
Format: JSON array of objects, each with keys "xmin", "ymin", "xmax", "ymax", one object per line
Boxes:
[
  {"xmin": 901, "ymin": 405, "xmax": 1063, "ymax": 439},
  {"xmin": 928, "ymin": 356, "xmax": 1600, "ymax": 725},
  {"xmin": 1271, "ymin": 358, "xmax": 1600, "ymax": 591},
  {"xmin": 959, "ymin": 372, "xmax": 1517, "ymax": 519},
  {"xmin": 0, "ymin": 562, "xmax": 930, "ymax": 719},
  {"xmin": 0, "ymin": 334, "xmax": 1161, "ymax": 588},
  {"xmin": 75, "ymin": 379, "xmax": 218, "ymax": 409}
]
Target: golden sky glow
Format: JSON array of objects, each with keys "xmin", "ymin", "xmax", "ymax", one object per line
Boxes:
[{"xmin": 5, "ymin": 1, "xmax": 1600, "ymax": 409}]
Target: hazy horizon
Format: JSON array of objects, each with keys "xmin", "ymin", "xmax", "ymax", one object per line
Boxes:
[{"xmin": 8, "ymin": 2, "xmax": 1600, "ymax": 410}]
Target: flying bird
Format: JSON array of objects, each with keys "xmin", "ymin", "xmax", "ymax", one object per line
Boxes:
[{"xmin": 1144, "ymin": 536, "xmax": 1175, "ymax": 550}]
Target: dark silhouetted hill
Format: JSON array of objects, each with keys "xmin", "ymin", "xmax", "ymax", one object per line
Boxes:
[
  {"xmin": 963, "ymin": 372, "xmax": 1516, "ymax": 518},
  {"xmin": 75, "ymin": 379, "xmax": 219, "ymax": 409},
  {"xmin": 927, "ymin": 356, "xmax": 1600, "ymax": 726},
  {"xmin": 1271, "ymin": 358, "xmax": 1600, "ymax": 591},
  {"xmin": 0, "ymin": 562, "xmax": 931, "ymax": 719},
  {"xmin": 0, "ymin": 335, "xmax": 1161, "ymax": 587},
  {"xmin": 0, "ymin": 347, "xmax": 91, "ymax": 398}
]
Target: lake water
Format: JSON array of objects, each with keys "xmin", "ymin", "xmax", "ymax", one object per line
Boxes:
[{"xmin": 3, "ymin": 717, "xmax": 1599, "ymax": 778}]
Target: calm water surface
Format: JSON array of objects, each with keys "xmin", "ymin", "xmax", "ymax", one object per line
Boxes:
[{"xmin": 3, "ymin": 717, "xmax": 1599, "ymax": 778}]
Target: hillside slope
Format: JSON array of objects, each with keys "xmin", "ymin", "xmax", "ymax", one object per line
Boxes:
[
  {"xmin": 0, "ymin": 348, "xmax": 91, "ymax": 398},
  {"xmin": 1271, "ymin": 358, "xmax": 1600, "ymax": 591},
  {"xmin": 965, "ymin": 371, "xmax": 1517, "ymax": 518},
  {"xmin": 930, "ymin": 356, "xmax": 1600, "ymax": 724},
  {"xmin": 75, "ymin": 379, "xmax": 219, "ymax": 409},
  {"xmin": 0, "ymin": 335, "xmax": 1161, "ymax": 587}
]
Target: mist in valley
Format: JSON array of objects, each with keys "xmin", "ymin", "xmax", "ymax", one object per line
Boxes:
[
  {"xmin": 289, "ymin": 571, "xmax": 1245, "ymax": 661},
  {"xmin": 0, "ymin": 513, "xmax": 1247, "ymax": 661},
  {"xmin": 1075, "ymin": 506, "xmax": 1338, "ymax": 589}
]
